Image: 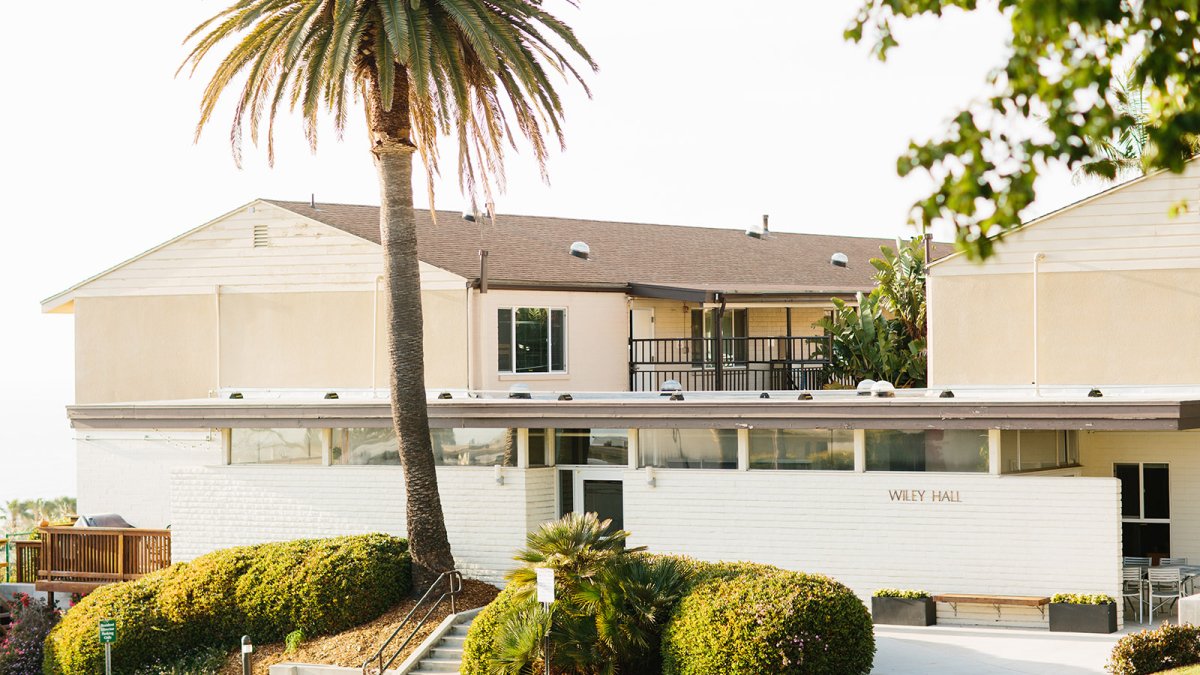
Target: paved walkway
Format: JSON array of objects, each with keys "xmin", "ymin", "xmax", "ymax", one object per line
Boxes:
[{"xmin": 872, "ymin": 624, "xmax": 1136, "ymax": 674}]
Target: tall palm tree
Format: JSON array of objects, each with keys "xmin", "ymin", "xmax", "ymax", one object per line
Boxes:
[
  {"xmin": 5, "ymin": 500, "xmax": 31, "ymax": 533},
  {"xmin": 183, "ymin": 0, "xmax": 595, "ymax": 586}
]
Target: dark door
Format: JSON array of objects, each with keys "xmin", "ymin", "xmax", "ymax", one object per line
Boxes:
[{"xmin": 582, "ymin": 479, "xmax": 624, "ymax": 532}]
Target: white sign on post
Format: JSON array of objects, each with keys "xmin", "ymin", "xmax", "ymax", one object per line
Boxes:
[{"xmin": 535, "ymin": 567, "xmax": 555, "ymax": 603}]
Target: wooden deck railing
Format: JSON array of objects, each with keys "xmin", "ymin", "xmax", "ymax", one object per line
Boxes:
[
  {"xmin": 35, "ymin": 527, "xmax": 171, "ymax": 594},
  {"xmin": 13, "ymin": 540, "xmax": 40, "ymax": 583}
]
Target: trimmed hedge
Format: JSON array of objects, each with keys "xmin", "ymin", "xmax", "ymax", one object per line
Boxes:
[
  {"xmin": 661, "ymin": 568, "xmax": 875, "ymax": 675},
  {"xmin": 460, "ymin": 586, "xmax": 523, "ymax": 675},
  {"xmin": 1108, "ymin": 623, "xmax": 1200, "ymax": 675},
  {"xmin": 44, "ymin": 534, "xmax": 410, "ymax": 674}
]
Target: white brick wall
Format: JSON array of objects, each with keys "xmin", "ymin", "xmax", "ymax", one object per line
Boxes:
[
  {"xmin": 624, "ymin": 470, "xmax": 1122, "ymax": 626},
  {"xmin": 76, "ymin": 431, "xmax": 223, "ymax": 528},
  {"xmin": 168, "ymin": 465, "xmax": 554, "ymax": 584}
]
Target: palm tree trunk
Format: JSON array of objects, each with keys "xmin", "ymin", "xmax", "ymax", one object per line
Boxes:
[{"xmin": 366, "ymin": 67, "xmax": 456, "ymax": 590}]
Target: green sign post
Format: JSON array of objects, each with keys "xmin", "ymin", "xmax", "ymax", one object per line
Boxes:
[{"xmin": 99, "ymin": 619, "xmax": 116, "ymax": 674}]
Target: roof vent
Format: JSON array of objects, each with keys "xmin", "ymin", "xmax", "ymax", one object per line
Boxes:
[
  {"xmin": 759, "ymin": 392, "xmax": 770, "ymax": 399},
  {"xmin": 569, "ymin": 241, "xmax": 590, "ymax": 260},
  {"xmin": 746, "ymin": 214, "xmax": 769, "ymax": 239},
  {"xmin": 229, "ymin": 392, "xmax": 243, "ymax": 400},
  {"xmin": 437, "ymin": 392, "xmax": 453, "ymax": 399},
  {"xmin": 797, "ymin": 391, "xmax": 814, "ymax": 400},
  {"xmin": 323, "ymin": 392, "xmax": 339, "ymax": 400},
  {"xmin": 252, "ymin": 223, "xmax": 269, "ymax": 248},
  {"xmin": 462, "ymin": 210, "xmax": 476, "ymax": 222},
  {"xmin": 508, "ymin": 383, "xmax": 532, "ymax": 399},
  {"xmin": 660, "ymin": 380, "xmax": 683, "ymax": 396},
  {"xmin": 1088, "ymin": 388, "xmax": 1103, "ymax": 398},
  {"xmin": 939, "ymin": 390, "xmax": 955, "ymax": 398},
  {"xmin": 872, "ymin": 381, "xmax": 896, "ymax": 398},
  {"xmin": 831, "ymin": 252, "xmax": 849, "ymax": 268},
  {"xmin": 856, "ymin": 379, "xmax": 876, "ymax": 396},
  {"xmin": 558, "ymin": 393, "xmax": 574, "ymax": 401},
  {"xmin": 669, "ymin": 392, "xmax": 685, "ymax": 401}
]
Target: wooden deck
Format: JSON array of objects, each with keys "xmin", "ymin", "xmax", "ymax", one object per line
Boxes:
[{"xmin": 14, "ymin": 527, "xmax": 171, "ymax": 594}]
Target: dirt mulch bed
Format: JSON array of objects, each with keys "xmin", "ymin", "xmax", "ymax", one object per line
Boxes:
[{"xmin": 218, "ymin": 579, "xmax": 499, "ymax": 674}]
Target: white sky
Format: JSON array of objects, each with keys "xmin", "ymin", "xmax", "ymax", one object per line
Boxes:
[{"xmin": 0, "ymin": 1, "xmax": 1104, "ymax": 502}]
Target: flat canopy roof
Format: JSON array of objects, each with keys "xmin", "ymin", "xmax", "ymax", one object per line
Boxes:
[{"xmin": 67, "ymin": 388, "xmax": 1200, "ymax": 432}]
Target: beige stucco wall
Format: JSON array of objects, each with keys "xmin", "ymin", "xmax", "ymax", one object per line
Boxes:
[
  {"xmin": 929, "ymin": 269, "xmax": 1200, "ymax": 386},
  {"xmin": 75, "ymin": 295, "xmax": 218, "ymax": 404},
  {"xmin": 1079, "ymin": 430, "xmax": 1200, "ymax": 563},
  {"xmin": 473, "ymin": 289, "xmax": 628, "ymax": 392}
]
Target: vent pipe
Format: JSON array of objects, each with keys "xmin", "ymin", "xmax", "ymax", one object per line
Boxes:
[{"xmin": 478, "ymin": 249, "xmax": 489, "ymax": 294}]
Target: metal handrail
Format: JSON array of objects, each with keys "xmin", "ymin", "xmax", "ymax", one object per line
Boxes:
[{"xmin": 362, "ymin": 570, "xmax": 463, "ymax": 675}]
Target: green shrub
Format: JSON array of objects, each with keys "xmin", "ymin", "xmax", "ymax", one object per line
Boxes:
[
  {"xmin": 44, "ymin": 534, "xmax": 410, "ymax": 675},
  {"xmin": 661, "ymin": 568, "xmax": 875, "ymax": 675},
  {"xmin": 133, "ymin": 646, "xmax": 229, "ymax": 675},
  {"xmin": 1108, "ymin": 623, "xmax": 1200, "ymax": 675},
  {"xmin": 873, "ymin": 589, "xmax": 930, "ymax": 599},
  {"xmin": 461, "ymin": 586, "xmax": 524, "ymax": 675},
  {"xmin": 1051, "ymin": 593, "xmax": 1114, "ymax": 605}
]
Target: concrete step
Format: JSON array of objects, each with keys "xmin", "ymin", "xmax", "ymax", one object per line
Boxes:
[
  {"xmin": 438, "ymin": 635, "xmax": 466, "ymax": 648},
  {"xmin": 413, "ymin": 657, "xmax": 462, "ymax": 672},
  {"xmin": 429, "ymin": 647, "xmax": 464, "ymax": 659}
]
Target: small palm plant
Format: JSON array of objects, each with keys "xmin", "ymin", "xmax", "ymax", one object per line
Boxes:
[{"xmin": 494, "ymin": 513, "xmax": 690, "ymax": 674}]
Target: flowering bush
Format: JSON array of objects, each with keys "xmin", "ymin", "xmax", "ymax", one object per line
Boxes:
[
  {"xmin": 873, "ymin": 589, "xmax": 930, "ymax": 599},
  {"xmin": 1052, "ymin": 593, "xmax": 1114, "ymax": 605},
  {"xmin": 0, "ymin": 593, "xmax": 60, "ymax": 674}
]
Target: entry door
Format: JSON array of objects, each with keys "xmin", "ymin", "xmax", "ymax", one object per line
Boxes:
[
  {"xmin": 558, "ymin": 467, "xmax": 625, "ymax": 532},
  {"xmin": 1115, "ymin": 463, "xmax": 1170, "ymax": 558},
  {"xmin": 631, "ymin": 308, "xmax": 654, "ymax": 341}
]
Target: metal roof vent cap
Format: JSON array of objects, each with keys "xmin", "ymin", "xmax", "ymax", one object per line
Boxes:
[
  {"xmin": 939, "ymin": 389, "xmax": 955, "ymax": 398},
  {"xmin": 558, "ymin": 393, "xmax": 574, "ymax": 401},
  {"xmin": 759, "ymin": 392, "xmax": 770, "ymax": 399},
  {"xmin": 508, "ymin": 383, "xmax": 532, "ymax": 399},
  {"xmin": 660, "ymin": 380, "xmax": 683, "ymax": 396},
  {"xmin": 669, "ymin": 392, "xmax": 685, "ymax": 401},
  {"xmin": 229, "ymin": 392, "xmax": 244, "ymax": 400},
  {"xmin": 437, "ymin": 392, "xmax": 453, "ymax": 399},
  {"xmin": 324, "ymin": 392, "xmax": 339, "ymax": 399},
  {"xmin": 569, "ymin": 241, "xmax": 590, "ymax": 260},
  {"xmin": 797, "ymin": 391, "xmax": 814, "ymax": 400},
  {"xmin": 872, "ymin": 381, "xmax": 896, "ymax": 398},
  {"xmin": 1088, "ymin": 388, "xmax": 1103, "ymax": 398},
  {"xmin": 831, "ymin": 252, "xmax": 849, "ymax": 268},
  {"xmin": 856, "ymin": 379, "xmax": 877, "ymax": 396}
]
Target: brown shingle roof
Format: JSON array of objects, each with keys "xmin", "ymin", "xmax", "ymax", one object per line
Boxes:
[{"xmin": 266, "ymin": 199, "xmax": 941, "ymax": 294}]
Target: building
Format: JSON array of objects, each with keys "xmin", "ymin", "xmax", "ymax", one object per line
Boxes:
[{"xmin": 50, "ymin": 165, "xmax": 1200, "ymax": 629}]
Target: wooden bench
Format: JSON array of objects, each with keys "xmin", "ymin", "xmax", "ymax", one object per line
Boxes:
[{"xmin": 933, "ymin": 594, "xmax": 1051, "ymax": 620}]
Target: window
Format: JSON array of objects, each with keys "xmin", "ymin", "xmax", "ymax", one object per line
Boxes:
[
  {"xmin": 529, "ymin": 429, "xmax": 548, "ymax": 467},
  {"xmin": 230, "ymin": 428, "xmax": 323, "ymax": 465},
  {"xmin": 690, "ymin": 309, "xmax": 747, "ymax": 366},
  {"xmin": 332, "ymin": 428, "xmax": 400, "ymax": 465},
  {"xmin": 865, "ymin": 430, "xmax": 988, "ymax": 472},
  {"xmin": 431, "ymin": 428, "xmax": 518, "ymax": 467},
  {"xmin": 999, "ymin": 431, "xmax": 1077, "ymax": 473},
  {"xmin": 639, "ymin": 429, "xmax": 738, "ymax": 469},
  {"xmin": 498, "ymin": 308, "xmax": 565, "ymax": 373},
  {"xmin": 1116, "ymin": 463, "xmax": 1170, "ymax": 557},
  {"xmin": 555, "ymin": 429, "xmax": 628, "ymax": 466},
  {"xmin": 749, "ymin": 429, "xmax": 853, "ymax": 470}
]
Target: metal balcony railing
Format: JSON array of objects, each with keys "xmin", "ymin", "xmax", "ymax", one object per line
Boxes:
[{"xmin": 629, "ymin": 336, "xmax": 837, "ymax": 392}]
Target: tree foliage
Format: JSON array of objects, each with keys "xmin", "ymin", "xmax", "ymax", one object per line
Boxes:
[
  {"xmin": 819, "ymin": 238, "xmax": 927, "ymax": 388},
  {"xmin": 846, "ymin": 1, "xmax": 1200, "ymax": 259}
]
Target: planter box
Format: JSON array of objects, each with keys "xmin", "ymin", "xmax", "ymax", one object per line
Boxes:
[
  {"xmin": 872, "ymin": 597, "xmax": 936, "ymax": 626},
  {"xmin": 1048, "ymin": 602, "xmax": 1117, "ymax": 634}
]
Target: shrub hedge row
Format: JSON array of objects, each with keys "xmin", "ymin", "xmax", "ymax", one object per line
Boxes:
[
  {"xmin": 43, "ymin": 534, "xmax": 410, "ymax": 675},
  {"xmin": 462, "ymin": 557, "xmax": 874, "ymax": 675},
  {"xmin": 1108, "ymin": 623, "xmax": 1200, "ymax": 675}
]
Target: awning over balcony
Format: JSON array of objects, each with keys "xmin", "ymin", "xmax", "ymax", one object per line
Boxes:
[{"xmin": 626, "ymin": 282, "xmax": 871, "ymax": 303}]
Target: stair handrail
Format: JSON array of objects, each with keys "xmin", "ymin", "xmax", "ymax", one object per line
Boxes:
[{"xmin": 362, "ymin": 569, "xmax": 463, "ymax": 675}]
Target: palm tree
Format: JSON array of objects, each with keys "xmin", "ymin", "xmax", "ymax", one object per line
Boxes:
[
  {"xmin": 183, "ymin": 1, "xmax": 595, "ymax": 587},
  {"xmin": 4, "ymin": 500, "xmax": 31, "ymax": 533}
]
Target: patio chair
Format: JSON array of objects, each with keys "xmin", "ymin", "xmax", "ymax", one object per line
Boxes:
[
  {"xmin": 1161, "ymin": 557, "xmax": 1189, "ymax": 566},
  {"xmin": 1122, "ymin": 566, "xmax": 1144, "ymax": 624},
  {"xmin": 1149, "ymin": 567, "xmax": 1184, "ymax": 623},
  {"xmin": 1124, "ymin": 556, "xmax": 1152, "ymax": 568}
]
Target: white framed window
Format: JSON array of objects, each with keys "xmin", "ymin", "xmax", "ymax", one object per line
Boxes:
[{"xmin": 497, "ymin": 307, "xmax": 566, "ymax": 374}]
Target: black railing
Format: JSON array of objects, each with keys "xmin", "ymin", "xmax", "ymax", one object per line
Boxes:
[
  {"xmin": 363, "ymin": 570, "xmax": 462, "ymax": 675},
  {"xmin": 629, "ymin": 336, "xmax": 836, "ymax": 392}
]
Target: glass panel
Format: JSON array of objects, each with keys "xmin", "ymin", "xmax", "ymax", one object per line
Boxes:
[
  {"xmin": 332, "ymin": 428, "xmax": 400, "ymax": 465},
  {"xmin": 1144, "ymin": 463, "xmax": 1170, "ymax": 519},
  {"xmin": 1018, "ymin": 431, "xmax": 1059, "ymax": 471},
  {"xmin": 1123, "ymin": 522, "xmax": 1171, "ymax": 558},
  {"xmin": 583, "ymin": 480, "xmax": 624, "ymax": 532},
  {"xmin": 515, "ymin": 308, "xmax": 550, "ymax": 373},
  {"xmin": 690, "ymin": 309, "xmax": 705, "ymax": 367},
  {"xmin": 1066, "ymin": 432, "xmax": 1079, "ymax": 465},
  {"xmin": 1115, "ymin": 464, "xmax": 1141, "ymax": 518},
  {"xmin": 497, "ymin": 308, "xmax": 513, "ymax": 373},
  {"xmin": 748, "ymin": 429, "xmax": 853, "ymax": 470},
  {"xmin": 550, "ymin": 310, "xmax": 565, "ymax": 372},
  {"xmin": 431, "ymin": 428, "xmax": 517, "ymax": 466},
  {"xmin": 865, "ymin": 430, "xmax": 988, "ymax": 472},
  {"xmin": 639, "ymin": 429, "xmax": 738, "ymax": 469},
  {"xmin": 559, "ymin": 469, "xmax": 574, "ymax": 517},
  {"xmin": 528, "ymin": 429, "xmax": 548, "ymax": 467},
  {"xmin": 231, "ymin": 428, "xmax": 322, "ymax": 465},
  {"xmin": 555, "ymin": 429, "xmax": 628, "ymax": 465},
  {"xmin": 1000, "ymin": 430, "xmax": 1019, "ymax": 473}
]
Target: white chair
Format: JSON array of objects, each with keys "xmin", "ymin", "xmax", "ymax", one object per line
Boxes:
[
  {"xmin": 1125, "ymin": 556, "xmax": 1152, "ymax": 568},
  {"xmin": 1123, "ymin": 566, "xmax": 1145, "ymax": 623},
  {"xmin": 1149, "ymin": 567, "xmax": 1185, "ymax": 623},
  {"xmin": 1162, "ymin": 557, "xmax": 1189, "ymax": 566}
]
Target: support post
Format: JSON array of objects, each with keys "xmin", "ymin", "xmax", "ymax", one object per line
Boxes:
[{"xmin": 713, "ymin": 298, "xmax": 725, "ymax": 391}]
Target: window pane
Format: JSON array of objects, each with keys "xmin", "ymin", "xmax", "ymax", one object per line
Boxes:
[
  {"xmin": 515, "ymin": 308, "xmax": 550, "ymax": 373},
  {"xmin": 497, "ymin": 309, "xmax": 513, "ymax": 373},
  {"xmin": 1144, "ymin": 463, "xmax": 1170, "ymax": 519},
  {"xmin": 748, "ymin": 429, "xmax": 853, "ymax": 470},
  {"xmin": 333, "ymin": 428, "xmax": 400, "ymax": 465},
  {"xmin": 529, "ymin": 429, "xmax": 548, "ymax": 467},
  {"xmin": 1123, "ymin": 522, "xmax": 1171, "ymax": 558},
  {"xmin": 1066, "ymin": 433, "xmax": 1079, "ymax": 465},
  {"xmin": 431, "ymin": 428, "xmax": 517, "ymax": 467},
  {"xmin": 1000, "ymin": 430, "xmax": 1019, "ymax": 473},
  {"xmin": 865, "ymin": 430, "xmax": 988, "ymax": 472},
  {"xmin": 1018, "ymin": 431, "xmax": 1059, "ymax": 471},
  {"xmin": 1115, "ymin": 463, "xmax": 1141, "ymax": 518},
  {"xmin": 639, "ymin": 429, "xmax": 738, "ymax": 469},
  {"xmin": 559, "ymin": 469, "xmax": 574, "ymax": 517},
  {"xmin": 231, "ymin": 428, "xmax": 322, "ymax": 465},
  {"xmin": 555, "ymin": 429, "xmax": 628, "ymax": 465},
  {"xmin": 550, "ymin": 310, "xmax": 565, "ymax": 372}
]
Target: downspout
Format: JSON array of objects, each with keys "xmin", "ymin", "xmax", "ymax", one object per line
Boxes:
[
  {"xmin": 1033, "ymin": 252, "xmax": 1045, "ymax": 395},
  {"xmin": 372, "ymin": 275, "xmax": 382, "ymax": 396}
]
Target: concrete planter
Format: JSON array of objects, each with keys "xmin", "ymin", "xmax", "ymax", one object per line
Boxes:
[
  {"xmin": 1048, "ymin": 602, "xmax": 1117, "ymax": 633},
  {"xmin": 872, "ymin": 596, "xmax": 936, "ymax": 626}
]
